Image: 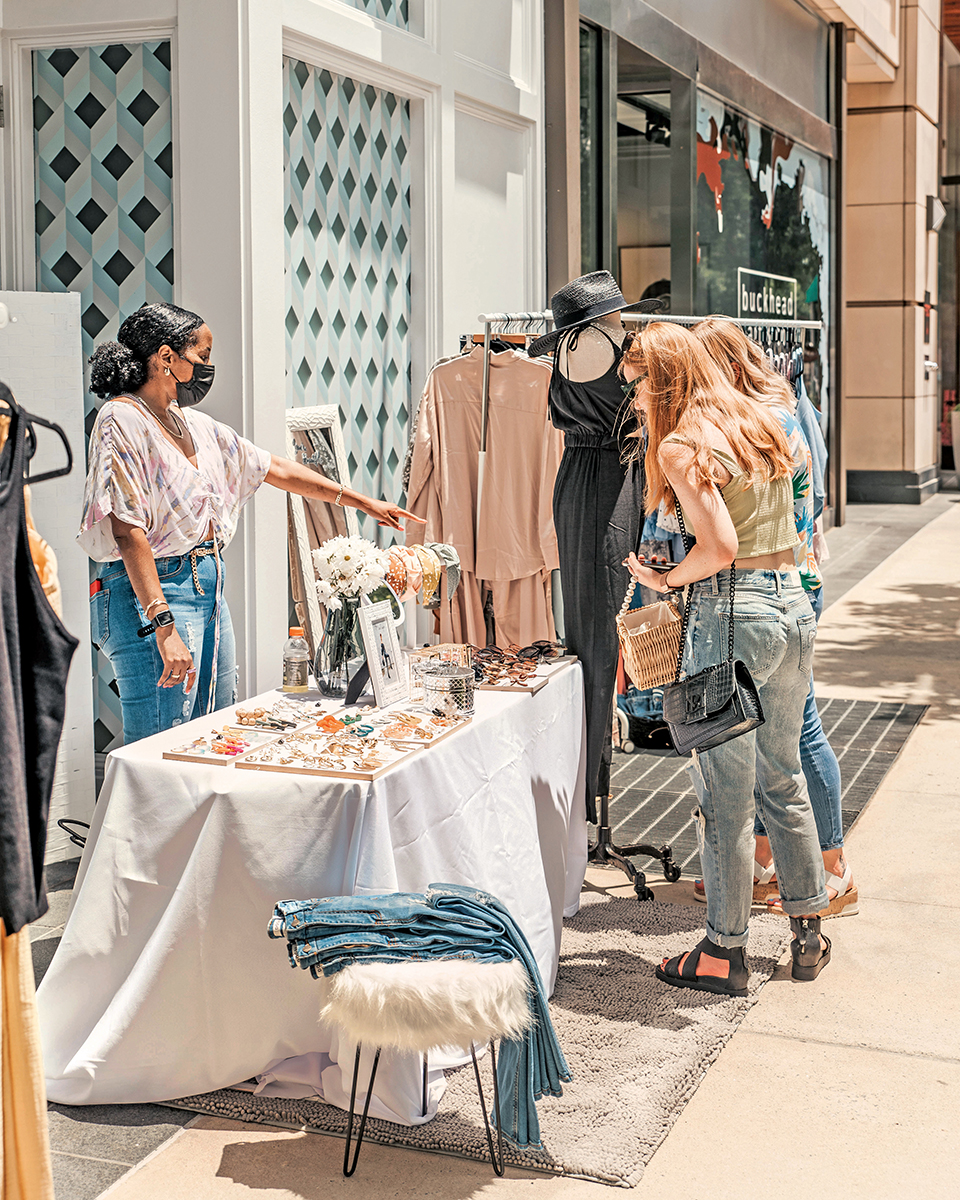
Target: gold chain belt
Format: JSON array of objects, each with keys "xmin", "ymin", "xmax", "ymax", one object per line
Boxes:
[{"xmin": 189, "ymin": 544, "xmax": 219, "ymax": 594}]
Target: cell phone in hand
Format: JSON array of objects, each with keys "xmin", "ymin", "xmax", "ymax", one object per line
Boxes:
[{"xmin": 642, "ymin": 560, "xmax": 682, "ymax": 573}]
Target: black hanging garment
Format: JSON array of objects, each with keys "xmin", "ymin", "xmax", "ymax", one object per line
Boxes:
[
  {"xmin": 549, "ymin": 330, "xmax": 644, "ymax": 823},
  {"xmin": 0, "ymin": 386, "xmax": 78, "ymax": 934}
]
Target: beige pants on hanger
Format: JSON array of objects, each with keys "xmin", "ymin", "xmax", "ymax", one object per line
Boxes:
[{"xmin": 1, "ymin": 921, "xmax": 54, "ymax": 1200}]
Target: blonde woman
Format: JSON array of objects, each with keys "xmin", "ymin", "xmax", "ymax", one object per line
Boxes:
[
  {"xmin": 620, "ymin": 323, "xmax": 829, "ymax": 994},
  {"xmin": 692, "ymin": 319, "xmax": 855, "ymax": 920}
]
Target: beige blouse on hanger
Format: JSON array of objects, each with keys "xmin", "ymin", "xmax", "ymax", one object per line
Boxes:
[{"xmin": 406, "ymin": 346, "xmax": 563, "ymax": 647}]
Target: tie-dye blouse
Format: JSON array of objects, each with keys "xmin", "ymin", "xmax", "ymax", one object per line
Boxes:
[{"xmin": 77, "ymin": 401, "xmax": 271, "ymax": 562}]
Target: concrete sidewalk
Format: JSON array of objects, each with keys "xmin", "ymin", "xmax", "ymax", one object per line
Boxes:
[{"xmin": 98, "ymin": 498, "xmax": 960, "ymax": 1199}]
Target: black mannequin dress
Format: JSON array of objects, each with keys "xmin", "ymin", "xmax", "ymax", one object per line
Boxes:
[
  {"xmin": 549, "ymin": 328, "xmax": 644, "ymax": 823},
  {"xmin": 0, "ymin": 388, "xmax": 78, "ymax": 934}
]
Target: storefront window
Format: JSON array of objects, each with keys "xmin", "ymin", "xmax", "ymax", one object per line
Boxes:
[
  {"xmin": 617, "ymin": 41, "xmax": 671, "ymax": 308},
  {"xmin": 580, "ymin": 23, "xmax": 603, "ymax": 274},
  {"xmin": 695, "ymin": 94, "xmax": 831, "ymax": 422}
]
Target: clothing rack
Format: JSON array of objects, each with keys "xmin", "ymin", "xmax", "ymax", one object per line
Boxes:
[
  {"xmin": 623, "ymin": 313, "xmax": 822, "ymax": 330},
  {"xmin": 474, "ymin": 312, "xmax": 553, "ymax": 540}
]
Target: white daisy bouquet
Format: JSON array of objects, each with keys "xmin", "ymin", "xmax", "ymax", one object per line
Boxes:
[{"xmin": 312, "ymin": 536, "xmax": 390, "ymax": 611}]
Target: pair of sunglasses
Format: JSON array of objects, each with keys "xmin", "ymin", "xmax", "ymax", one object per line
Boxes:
[{"xmin": 515, "ymin": 640, "xmax": 566, "ymax": 663}]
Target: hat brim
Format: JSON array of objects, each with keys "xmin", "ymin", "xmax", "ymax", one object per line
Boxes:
[{"xmin": 527, "ymin": 295, "xmax": 666, "ymax": 358}]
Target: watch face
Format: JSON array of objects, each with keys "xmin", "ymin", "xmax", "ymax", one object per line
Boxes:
[{"xmin": 154, "ymin": 610, "xmax": 175, "ymax": 627}]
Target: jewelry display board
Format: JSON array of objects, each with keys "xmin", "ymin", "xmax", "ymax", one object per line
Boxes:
[
  {"xmin": 476, "ymin": 657, "xmax": 578, "ymax": 695},
  {"xmin": 162, "ymin": 727, "xmax": 280, "ymax": 766},
  {"xmin": 234, "ymin": 704, "xmax": 471, "ymax": 782}
]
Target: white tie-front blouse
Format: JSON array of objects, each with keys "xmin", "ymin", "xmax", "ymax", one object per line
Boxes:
[{"xmin": 78, "ymin": 400, "xmax": 271, "ymax": 562}]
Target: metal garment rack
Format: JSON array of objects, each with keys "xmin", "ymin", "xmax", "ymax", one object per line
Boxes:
[{"xmin": 623, "ymin": 312, "xmax": 823, "ymax": 330}]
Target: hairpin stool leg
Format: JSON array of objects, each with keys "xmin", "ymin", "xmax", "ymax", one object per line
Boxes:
[
  {"xmin": 422, "ymin": 1053, "xmax": 429, "ymax": 1118},
  {"xmin": 343, "ymin": 1042, "xmax": 381, "ymax": 1177},
  {"xmin": 470, "ymin": 1041, "xmax": 505, "ymax": 1176}
]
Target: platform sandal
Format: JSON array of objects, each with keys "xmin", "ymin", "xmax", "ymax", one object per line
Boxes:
[
  {"xmin": 790, "ymin": 915, "xmax": 831, "ymax": 981},
  {"xmin": 693, "ymin": 860, "xmax": 778, "ymax": 905},
  {"xmin": 767, "ymin": 858, "xmax": 858, "ymax": 920},
  {"xmin": 655, "ymin": 937, "xmax": 749, "ymax": 997}
]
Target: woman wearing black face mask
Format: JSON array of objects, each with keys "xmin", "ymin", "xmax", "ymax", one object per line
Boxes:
[{"xmin": 80, "ymin": 302, "xmax": 421, "ymax": 743}]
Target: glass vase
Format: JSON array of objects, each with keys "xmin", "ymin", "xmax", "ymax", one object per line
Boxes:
[{"xmin": 314, "ymin": 599, "xmax": 362, "ymax": 698}]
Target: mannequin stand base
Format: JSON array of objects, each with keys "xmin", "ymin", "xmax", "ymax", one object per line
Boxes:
[{"xmin": 588, "ymin": 796, "xmax": 681, "ymax": 901}]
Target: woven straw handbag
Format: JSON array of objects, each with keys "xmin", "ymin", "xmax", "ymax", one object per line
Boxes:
[{"xmin": 616, "ymin": 580, "xmax": 683, "ymax": 690}]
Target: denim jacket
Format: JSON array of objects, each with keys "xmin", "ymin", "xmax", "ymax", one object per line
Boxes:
[{"xmin": 268, "ymin": 883, "xmax": 570, "ymax": 1147}]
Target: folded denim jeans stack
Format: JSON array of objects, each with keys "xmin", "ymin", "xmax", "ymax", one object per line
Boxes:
[{"xmin": 267, "ymin": 882, "xmax": 571, "ymax": 1147}]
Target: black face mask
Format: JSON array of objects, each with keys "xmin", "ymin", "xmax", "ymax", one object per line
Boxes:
[{"xmin": 174, "ymin": 360, "xmax": 215, "ymax": 408}]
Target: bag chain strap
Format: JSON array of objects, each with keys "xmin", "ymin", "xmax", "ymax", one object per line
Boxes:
[{"xmin": 670, "ymin": 498, "xmax": 736, "ymax": 684}]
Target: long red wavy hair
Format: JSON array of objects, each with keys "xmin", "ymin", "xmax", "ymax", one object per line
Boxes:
[{"xmin": 620, "ymin": 322, "xmax": 794, "ymax": 513}]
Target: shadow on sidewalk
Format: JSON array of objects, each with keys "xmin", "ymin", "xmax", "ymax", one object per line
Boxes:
[{"xmin": 814, "ymin": 581, "xmax": 960, "ymax": 720}]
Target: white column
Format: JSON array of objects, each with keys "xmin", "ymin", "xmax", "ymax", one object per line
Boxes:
[{"xmin": 176, "ymin": 0, "xmax": 288, "ymax": 695}]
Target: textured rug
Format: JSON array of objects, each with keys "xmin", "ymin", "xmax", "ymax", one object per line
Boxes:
[{"xmin": 166, "ymin": 894, "xmax": 790, "ymax": 1187}]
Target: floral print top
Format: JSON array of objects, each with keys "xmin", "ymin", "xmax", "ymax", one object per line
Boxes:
[
  {"xmin": 77, "ymin": 400, "xmax": 271, "ymax": 562},
  {"xmin": 776, "ymin": 406, "xmax": 822, "ymax": 593}
]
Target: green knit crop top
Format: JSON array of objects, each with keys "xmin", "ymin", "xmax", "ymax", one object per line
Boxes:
[{"xmin": 664, "ymin": 439, "xmax": 799, "ymax": 559}]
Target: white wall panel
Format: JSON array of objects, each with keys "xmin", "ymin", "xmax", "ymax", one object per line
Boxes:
[
  {"xmin": 0, "ymin": 291, "xmax": 95, "ymax": 864},
  {"xmin": 448, "ymin": 107, "xmax": 531, "ymax": 339}
]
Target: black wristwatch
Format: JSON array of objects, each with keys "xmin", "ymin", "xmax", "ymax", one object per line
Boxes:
[{"xmin": 137, "ymin": 609, "xmax": 175, "ymax": 638}]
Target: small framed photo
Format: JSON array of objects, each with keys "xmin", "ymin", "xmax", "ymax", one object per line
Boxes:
[{"xmin": 358, "ymin": 599, "xmax": 408, "ymax": 707}]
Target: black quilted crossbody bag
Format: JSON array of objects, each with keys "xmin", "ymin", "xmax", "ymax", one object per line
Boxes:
[{"xmin": 661, "ymin": 502, "xmax": 764, "ymax": 756}]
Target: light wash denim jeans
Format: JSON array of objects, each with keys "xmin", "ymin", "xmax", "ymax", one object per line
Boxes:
[
  {"xmin": 684, "ymin": 569, "xmax": 828, "ymax": 947},
  {"xmin": 754, "ymin": 586, "xmax": 844, "ymax": 850},
  {"xmin": 268, "ymin": 883, "xmax": 571, "ymax": 1148},
  {"xmin": 91, "ymin": 542, "xmax": 237, "ymax": 745}
]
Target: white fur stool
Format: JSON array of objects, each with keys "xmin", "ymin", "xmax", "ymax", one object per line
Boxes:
[{"xmin": 319, "ymin": 957, "xmax": 532, "ymax": 1176}]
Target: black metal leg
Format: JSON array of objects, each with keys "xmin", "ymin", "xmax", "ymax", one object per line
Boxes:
[
  {"xmin": 343, "ymin": 1042, "xmax": 381, "ymax": 1177},
  {"xmin": 422, "ymin": 1053, "xmax": 429, "ymax": 1118},
  {"xmin": 470, "ymin": 1041, "xmax": 505, "ymax": 1176},
  {"xmin": 587, "ymin": 794, "xmax": 681, "ymax": 898}
]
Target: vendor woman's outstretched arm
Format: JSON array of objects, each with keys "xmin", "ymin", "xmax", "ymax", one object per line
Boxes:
[{"xmin": 264, "ymin": 455, "xmax": 424, "ymax": 532}]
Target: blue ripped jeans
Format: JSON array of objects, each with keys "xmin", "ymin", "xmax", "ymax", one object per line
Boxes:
[
  {"xmin": 91, "ymin": 542, "xmax": 237, "ymax": 745},
  {"xmin": 685, "ymin": 570, "xmax": 828, "ymax": 947}
]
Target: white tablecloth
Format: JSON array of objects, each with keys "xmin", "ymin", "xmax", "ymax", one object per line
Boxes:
[{"xmin": 38, "ymin": 666, "xmax": 586, "ymax": 1121}]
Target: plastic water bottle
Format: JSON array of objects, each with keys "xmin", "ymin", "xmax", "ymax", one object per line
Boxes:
[{"xmin": 282, "ymin": 626, "xmax": 310, "ymax": 693}]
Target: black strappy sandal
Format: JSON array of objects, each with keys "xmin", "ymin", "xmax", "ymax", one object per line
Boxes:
[
  {"xmin": 789, "ymin": 916, "xmax": 831, "ymax": 981},
  {"xmin": 655, "ymin": 936, "xmax": 749, "ymax": 997}
]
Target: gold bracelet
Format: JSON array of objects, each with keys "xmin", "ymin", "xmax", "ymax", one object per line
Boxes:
[
  {"xmin": 334, "ymin": 483, "xmax": 345, "ymax": 507},
  {"xmin": 144, "ymin": 598, "xmax": 167, "ymax": 617}
]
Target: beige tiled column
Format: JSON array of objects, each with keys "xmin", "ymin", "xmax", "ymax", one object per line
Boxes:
[{"xmin": 844, "ymin": 0, "xmax": 942, "ymax": 502}]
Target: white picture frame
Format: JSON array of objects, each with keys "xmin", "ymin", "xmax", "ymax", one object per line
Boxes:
[
  {"xmin": 358, "ymin": 599, "xmax": 408, "ymax": 708},
  {"xmin": 285, "ymin": 405, "xmax": 359, "ymax": 660}
]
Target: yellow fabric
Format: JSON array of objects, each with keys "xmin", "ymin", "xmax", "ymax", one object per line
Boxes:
[
  {"xmin": 710, "ymin": 448, "xmax": 798, "ymax": 557},
  {"xmin": 1, "ymin": 922, "xmax": 55, "ymax": 1200},
  {"xmin": 663, "ymin": 435, "xmax": 798, "ymax": 558},
  {"xmin": 23, "ymin": 488, "xmax": 64, "ymax": 619}
]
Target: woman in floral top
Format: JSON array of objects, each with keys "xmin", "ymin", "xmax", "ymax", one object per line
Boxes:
[
  {"xmin": 692, "ymin": 319, "xmax": 856, "ymax": 922},
  {"xmin": 80, "ymin": 302, "xmax": 420, "ymax": 744}
]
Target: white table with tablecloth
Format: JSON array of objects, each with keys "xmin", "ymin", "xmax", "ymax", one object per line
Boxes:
[{"xmin": 37, "ymin": 664, "xmax": 587, "ymax": 1123}]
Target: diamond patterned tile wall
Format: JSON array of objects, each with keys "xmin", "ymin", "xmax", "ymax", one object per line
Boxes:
[
  {"xmin": 339, "ymin": 0, "xmax": 409, "ymax": 30},
  {"xmin": 283, "ymin": 58, "xmax": 412, "ymax": 544},
  {"xmin": 34, "ymin": 41, "xmax": 173, "ymax": 752}
]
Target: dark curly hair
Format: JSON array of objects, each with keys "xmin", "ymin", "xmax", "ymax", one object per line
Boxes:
[{"xmin": 88, "ymin": 302, "xmax": 205, "ymax": 399}]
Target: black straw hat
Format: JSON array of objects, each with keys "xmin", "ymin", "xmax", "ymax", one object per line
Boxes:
[{"xmin": 528, "ymin": 270, "xmax": 664, "ymax": 357}]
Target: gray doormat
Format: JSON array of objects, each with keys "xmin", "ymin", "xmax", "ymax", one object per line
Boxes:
[
  {"xmin": 164, "ymin": 894, "xmax": 789, "ymax": 1188},
  {"xmin": 609, "ymin": 699, "xmax": 927, "ymax": 879}
]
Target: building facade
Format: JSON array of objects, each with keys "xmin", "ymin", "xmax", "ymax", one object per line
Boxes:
[
  {"xmin": 0, "ymin": 0, "xmax": 954, "ymax": 854},
  {"xmin": 0, "ymin": 0, "xmax": 548, "ymax": 854}
]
